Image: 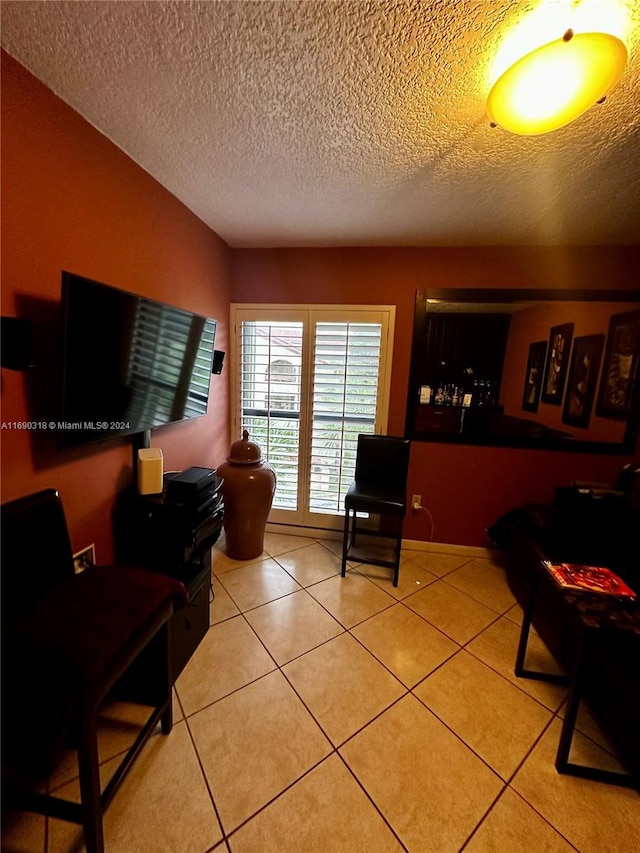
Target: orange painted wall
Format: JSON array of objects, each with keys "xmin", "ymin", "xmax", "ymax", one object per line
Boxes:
[
  {"xmin": 1, "ymin": 52, "xmax": 231, "ymax": 561},
  {"xmin": 231, "ymin": 247, "xmax": 640, "ymax": 547}
]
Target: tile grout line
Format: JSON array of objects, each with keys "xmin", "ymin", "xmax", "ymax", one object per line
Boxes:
[
  {"xmin": 206, "ymin": 538, "xmax": 417, "ymax": 848},
  {"xmin": 182, "ymin": 710, "xmax": 233, "ymax": 851}
]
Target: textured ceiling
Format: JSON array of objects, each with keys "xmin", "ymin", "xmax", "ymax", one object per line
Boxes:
[{"xmin": 2, "ymin": 0, "xmax": 639, "ymax": 247}]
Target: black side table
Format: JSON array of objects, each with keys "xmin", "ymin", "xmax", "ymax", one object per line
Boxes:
[
  {"xmin": 114, "ymin": 483, "xmax": 224, "ymax": 688},
  {"xmin": 515, "ymin": 560, "xmax": 640, "ymax": 790}
]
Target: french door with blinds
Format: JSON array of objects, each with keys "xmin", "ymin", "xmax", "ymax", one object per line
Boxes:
[{"xmin": 231, "ymin": 305, "xmax": 395, "ymax": 530}]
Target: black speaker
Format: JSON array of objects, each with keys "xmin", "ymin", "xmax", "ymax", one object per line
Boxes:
[
  {"xmin": 1, "ymin": 317, "xmax": 34, "ymax": 371},
  {"xmin": 212, "ymin": 350, "xmax": 225, "ymax": 374}
]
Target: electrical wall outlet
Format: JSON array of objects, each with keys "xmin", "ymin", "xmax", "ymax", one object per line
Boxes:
[
  {"xmin": 412, "ymin": 494, "xmax": 421, "ymax": 511},
  {"xmin": 73, "ymin": 544, "xmax": 96, "ymax": 574}
]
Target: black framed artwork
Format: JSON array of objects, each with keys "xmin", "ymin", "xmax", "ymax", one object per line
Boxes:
[
  {"xmin": 596, "ymin": 309, "xmax": 640, "ymax": 421},
  {"xmin": 541, "ymin": 322, "xmax": 574, "ymax": 405},
  {"xmin": 522, "ymin": 340, "xmax": 547, "ymax": 413},
  {"xmin": 562, "ymin": 334, "xmax": 605, "ymax": 429}
]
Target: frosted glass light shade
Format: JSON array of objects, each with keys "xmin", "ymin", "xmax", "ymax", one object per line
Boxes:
[{"xmin": 487, "ymin": 31, "xmax": 627, "ymax": 135}]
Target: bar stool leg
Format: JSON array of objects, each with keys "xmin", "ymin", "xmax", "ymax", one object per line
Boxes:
[
  {"xmin": 161, "ymin": 622, "xmax": 174, "ymax": 735},
  {"xmin": 392, "ymin": 545, "xmax": 400, "ymax": 587},
  {"xmin": 77, "ymin": 712, "xmax": 104, "ymax": 853},
  {"xmin": 341, "ymin": 508, "xmax": 350, "ymax": 576}
]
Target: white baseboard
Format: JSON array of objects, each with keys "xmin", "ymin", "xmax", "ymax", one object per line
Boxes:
[
  {"xmin": 264, "ymin": 522, "xmax": 499, "ymax": 559},
  {"xmin": 265, "ymin": 521, "xmax": 341, "ymax": 540},
  {"xmin": 402, "ymin": 538, "xmax": 499, "ymax": 559}
]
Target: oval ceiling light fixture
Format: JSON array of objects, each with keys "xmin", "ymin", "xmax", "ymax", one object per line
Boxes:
[{"xmin": 487, "ymin": 29, "xmax": 627, "ymax": 135}]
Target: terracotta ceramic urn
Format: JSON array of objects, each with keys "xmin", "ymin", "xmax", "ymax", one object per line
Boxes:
[{"xmin": 218, "ymin": 430, "xmax": 277, "ymax": 560}]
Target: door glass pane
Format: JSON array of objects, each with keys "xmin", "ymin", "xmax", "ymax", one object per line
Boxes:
[
  {"xmin": 239, "ymin": 321, "xmax": 303, "ymax": 510},
  {"xmin": 309, "ymin": 322, "xmax": 382, "ymax": 514}
]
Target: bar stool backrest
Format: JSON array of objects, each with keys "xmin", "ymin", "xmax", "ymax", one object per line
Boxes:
[{"xmin": 354, "ymin": 434, "xmax": 411, "ymax": 493}]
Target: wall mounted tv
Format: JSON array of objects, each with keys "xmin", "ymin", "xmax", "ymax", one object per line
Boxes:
[{"xmin": 59, "ymin": 271, "xmax": 217, "ymax": 449}]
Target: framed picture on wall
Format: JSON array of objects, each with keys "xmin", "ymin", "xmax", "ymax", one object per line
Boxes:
[
  {"xmin": 522, "ymin": 340, "xmax": 547, "ymax": 413},
  {"xmin": 596, "ymin": 309, "xmax": 640, "ymax": 421},
  {"xmin": 541, "ymin": 323, "xmax": 574, "ymax": 405},
  {"xmin": 562, "ymin": 334, "xmax": 605, "ymax": 429}
]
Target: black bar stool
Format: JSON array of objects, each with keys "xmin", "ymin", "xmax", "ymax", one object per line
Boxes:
[
  {"xmin": 341, "ymin": 434, "xmax": 411, "ymax": 587},
  {"xmin": 1, "ymin": 489, "xmax": 189, "ymax": 853}
]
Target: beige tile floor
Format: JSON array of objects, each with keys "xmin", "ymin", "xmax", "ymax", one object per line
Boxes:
[{"xmin": 3, "ymin": 532, "xmax": 639, "ymax": 852}]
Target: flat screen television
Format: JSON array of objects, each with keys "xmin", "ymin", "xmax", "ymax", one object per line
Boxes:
[{"xmin": 59, "ymin": 271, "xmax": 217, "ymax": 448}]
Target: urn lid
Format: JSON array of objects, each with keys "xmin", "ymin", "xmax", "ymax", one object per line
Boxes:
[{"xmin": 227, "ymin": 429, "xmax": 263, "ymax": 465}]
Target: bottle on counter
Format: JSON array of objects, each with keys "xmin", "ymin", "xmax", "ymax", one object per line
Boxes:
[{"xmin": 419, "ymin": 385, "xmax": 432, "ymax": 404}]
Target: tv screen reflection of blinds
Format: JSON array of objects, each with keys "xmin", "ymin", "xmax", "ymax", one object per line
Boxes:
[{"xmin": 59, "ymin": 271, "xmax": 217, "ymax": 449}]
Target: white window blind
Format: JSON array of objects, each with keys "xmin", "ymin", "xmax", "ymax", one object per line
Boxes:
[
  {"xmin": 239, "ymin": 321, "xmax": 304, "ymax": 510},
  {"xmin": 309, "ymin": 322, "xmax": 381, "ymax": 514}
]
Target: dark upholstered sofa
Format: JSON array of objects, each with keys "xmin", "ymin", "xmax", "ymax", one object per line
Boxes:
[{"xmin": 488, "ymin": 464, "xmax": 640, "ymax": 781}]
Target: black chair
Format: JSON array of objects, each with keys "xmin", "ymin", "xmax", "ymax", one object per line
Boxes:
[
  {"xmin": 341, "ymin": 434, "xmax": 411, "ymax": 587},
  {"xmin": 1, "ymin": 489, "xmax": 188, "ymax": 853}
]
